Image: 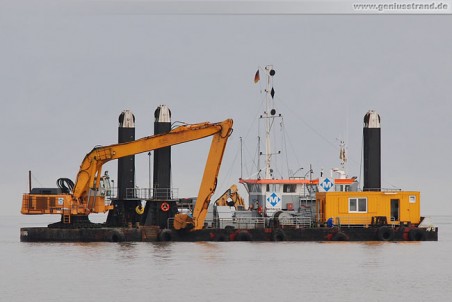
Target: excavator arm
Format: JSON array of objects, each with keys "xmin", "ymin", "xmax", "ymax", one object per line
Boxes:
[
  {"xmin": 190, "ymin": 124, "xmax": 232, "ymax": 230},
  {"xmin": 22, "ymin": 119, "xmax": 233, "ymax": 229}
]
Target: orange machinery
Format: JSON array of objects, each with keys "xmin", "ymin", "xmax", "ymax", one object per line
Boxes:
[{"xmin": 21, "ymin": 119, "xmax": 233, "ymax": 230}]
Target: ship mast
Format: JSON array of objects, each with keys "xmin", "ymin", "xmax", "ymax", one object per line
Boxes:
[
  {"xmin": 264, "ymin": 66, "xmax": 272, "ymax": 179},
  {"xmin": 259, "ymin": 65, "xmax": 277, "ymax": 179}
]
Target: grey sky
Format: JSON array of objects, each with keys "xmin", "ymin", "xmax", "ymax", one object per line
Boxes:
[{"xmin": 1, "ymin": 1, "xmax": 451, "ymax": 217}]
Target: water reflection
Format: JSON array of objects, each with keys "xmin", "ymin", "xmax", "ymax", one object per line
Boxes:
[
  {"xmin": 115, "ymin": 242, "xmax": 138, "ymax": 260},
  {"xmin": 6, "ymin": 215, "xmax": 451, "ymax": 302},
  {"xmin": 196, "ymin": 242, "xmax": 225, "ymax": 263},
  {"xmin": 150, "ymin": 242, "xmax": 174, "ymax": 262}
]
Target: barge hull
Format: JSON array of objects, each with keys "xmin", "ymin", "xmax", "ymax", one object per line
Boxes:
[{"xmin": 20, "ymin": 226, "xmax": 438, "ymax": 242}]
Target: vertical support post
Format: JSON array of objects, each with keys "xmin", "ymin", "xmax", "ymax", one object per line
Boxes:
[
  {"xmin": 153, "ymin": 105, "xmax": 172, "ymax": 199},
  {"xmin": 106, "ymin": 110, "xmax": 137, "ymax": 226},
  {"xmin": 28, "ymin": 170, "xmax": 32, "ymax": 193},
  {"xmin": 363, "ymin": 110, "xmax": 381, "ymax": 191}
]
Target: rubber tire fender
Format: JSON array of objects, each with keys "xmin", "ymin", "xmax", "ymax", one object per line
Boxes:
[
  {"xmin": 273, "ymin": 229, "xmax": 287, "ymax": 241},
  {"xmin": 159, "ymin": 229, "xmax": 174, "ymax": 242},
  {"xmin": 377, "ymin": 226, "xmax": 395, "ymax": 241},
  {"xmin": 332, "ymin": 232, "xmax": 348, "ymax": 241},
  {"xmin": 408, "ymin": 228, "xmax": 426, "ymax": 241},
  {"xmin": 108, "ymin": 230, "xmax": 125, "ymax": 242},
  {"xmin": 215, "ymin": 233, "xmax": 228, "ymax": 242},
  {"xmin": 235, "ymin": 231, "xmax": 253, "ymax": 241}
]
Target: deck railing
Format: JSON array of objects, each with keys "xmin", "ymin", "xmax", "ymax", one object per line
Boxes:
[
  {"xmin": 233, "ymin": 217, "xmax": 266, "ymax": 229},
  {"xmin": 166, "ymin": 216, "xmax": 315, "ymax": 230},
  {"xmin": 122, "ymin": 187, "xmax": 179, "ymax": 200},
  {"xmin": 334, "ymin": 215, "xmax": 371, "ymax": 227},
  {"xmin": 277, "ymin": 216, "xmax": 312, "ymax": 227}
]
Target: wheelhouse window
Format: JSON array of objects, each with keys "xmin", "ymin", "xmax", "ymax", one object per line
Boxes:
[
  {"xmin": 283, "ymin": 184, "xmax": 297, "ymax": 193},
  {"xmin": 335, "ymin": 184, "xmax": 350, "ymax": 192},
  {"xmin": 348, "ymin": 198, "xmax": 367, "ymax": 213},
  {"xmin": 249, "ymin": 184, "xmax": 261, "ymax": 192},
  {"xmin": 266, "ymin": 184, "xmax": 279, "ymax": 192}
]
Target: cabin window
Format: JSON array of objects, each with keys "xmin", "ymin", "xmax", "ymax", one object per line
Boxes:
[
  {"xmin": 266, "ymin": 184, "xmax": 279, "ymax": 192},
  {"xmin": 283, "ymin": 184, "xmax": 297, "ymax": 193},
  {"xmin": 249, "ymin": 184, "xmax": 261, "ymax": 192},
  {"xmin": 348, "ymin": 198, "xmax": 367, "ymax": 213},
  {"xmin": 335, "ymin": 185, "xmax": 350, "ymax": 192}
]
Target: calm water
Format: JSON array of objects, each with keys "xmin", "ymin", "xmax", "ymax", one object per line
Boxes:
[{"xmin": 1, "ymin": 215, "xmax": 451, "ymax": 302}]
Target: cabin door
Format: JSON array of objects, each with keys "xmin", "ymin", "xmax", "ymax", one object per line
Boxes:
[{"xmin": 390, "ymin": 199, "xmax": 399, "ymax": 222}]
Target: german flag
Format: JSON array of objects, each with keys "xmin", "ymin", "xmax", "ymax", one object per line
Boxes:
[{"xmin": 254, "ymin": 69, "xmax": 260, "ymax": 83}]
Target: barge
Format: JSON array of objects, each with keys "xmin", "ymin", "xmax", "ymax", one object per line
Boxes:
[{"xmin": 20, "ymin": 67, "xmax": 438, "ymax": 242}]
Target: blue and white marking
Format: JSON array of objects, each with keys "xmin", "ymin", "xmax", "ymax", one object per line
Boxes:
[{"xmin": 319, "ymin": 178, "xmax": 335, "ymax": 192}]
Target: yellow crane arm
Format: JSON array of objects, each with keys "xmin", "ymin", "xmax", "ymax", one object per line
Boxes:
[
  {"xmin": 72, "ymin": 119, "xmax": 233, "ymax": 204},
  {"xmin": 191, "ymin": 125, "xmax": 232, "ymax": 230}
]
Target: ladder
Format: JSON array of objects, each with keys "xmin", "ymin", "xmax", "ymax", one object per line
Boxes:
[
  {"xmin": 62, "ymin": 207, "xmax": 71, "ymax": 224},
  {"xmin": 141, "ymin": 226, "xmax": 159, "ymax": 241}
]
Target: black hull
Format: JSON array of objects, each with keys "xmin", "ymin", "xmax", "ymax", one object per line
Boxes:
[{"xmin": 20, "ymin": 226, "xmax": 438, "ymax": 242}]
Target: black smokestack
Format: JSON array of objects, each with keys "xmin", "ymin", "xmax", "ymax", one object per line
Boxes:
[
  {"xmin": 153, "ymin": 105, "xmax": 172, "ymax": 199},
  {"xmin": 363, "ymin": 110, "xmax": 381, "ymax": 191},
  {"xmin": 107, "ymin": 110, "xmax": 137, "ymax": 226},
  {"xmin": 117, "ymin": 110, "xmax": 136, "ymax": 198}
]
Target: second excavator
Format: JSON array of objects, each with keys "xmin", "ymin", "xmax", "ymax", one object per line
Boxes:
[{"xmin": 215, "ymin": 184, "xmax": 245, "ymax": 210}]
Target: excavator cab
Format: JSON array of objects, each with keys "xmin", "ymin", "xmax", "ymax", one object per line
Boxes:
[{"xmin": 99, "ymin": 171, "xmax": 112, "ymax": 197}]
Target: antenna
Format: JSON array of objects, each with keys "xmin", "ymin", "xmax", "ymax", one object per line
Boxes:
[
  {"xmin": 339, "ymin": 139, "xmax": 347, "ymax": 170},
  {"xmin": 257, "ymin": 135, "xmax": 261, "ymax": 178},
  {"xmin": 29, "ymin": 170, "xmax": 32, "ymax": 193},
  {"xmin": 240, "ymin": 137, "xmax": 243, "ymax": 179}
]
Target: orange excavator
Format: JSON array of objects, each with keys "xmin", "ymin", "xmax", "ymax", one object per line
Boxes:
[{"xmin": 21, "ymin": 119, "xmax": 233, "ymax": 230}]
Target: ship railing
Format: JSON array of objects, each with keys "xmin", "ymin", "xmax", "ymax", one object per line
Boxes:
[
  {"xmin": 165, "ymin": 218, "xmax": 232, "ymax": 229},
  {"xmin": 167, "ymin": 216, "xmax": 311, "ymax": 230},
  {"xmin": 314, "ymin": 213, "xmax": 325, "ymax": 225},
  {"xmin": 124, "ymin": 187, "xmax": 179, "ymax": 200},
  {"xmin": 233, "ymin": 217, "xmax": 265, "ymax": 229},
  {"xmin": 277, "ymin": 216, "xmax": 312, "ymax": 228},
  {"xmin": 335, "ymin": 215, "xmax": 372, "ymax": 227},
  {"xmin": 212, "ymin": 218, "xmax": 234, "ymax": 229},
  {"xmin": 381, "ymin": 188, "xmax": 402, "ymax": 192},
  {"xmin": 165, "ymin": 217, "xmax": 265, "ymax": 230},
  {"xmin": 205, "ymin": 217, "xmax": 266, "ymax": 229},
  {"xmin": 167, "ymin": 216, "xmax": 319, "ymax": 230},
  {"xmin": 358, "ymin": 188, "xmax": 402, "ymax": 192}
]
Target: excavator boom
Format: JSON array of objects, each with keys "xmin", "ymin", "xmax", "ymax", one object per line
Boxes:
[{"xmin": 73, "ymin": 120, "xmax": 232, "ymax": 201}]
